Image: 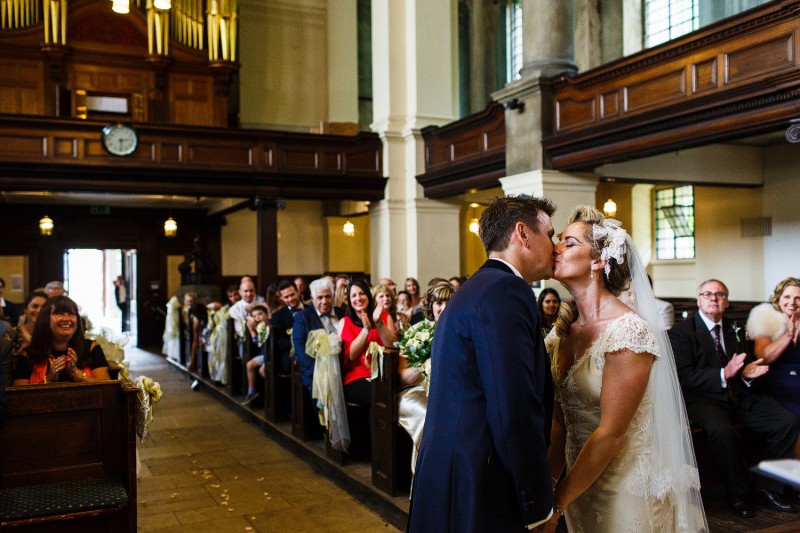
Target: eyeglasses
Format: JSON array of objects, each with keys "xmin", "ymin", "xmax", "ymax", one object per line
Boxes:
[{"xmin": 699, "ymin": 291, "xmax": 728, "ymax": 299}]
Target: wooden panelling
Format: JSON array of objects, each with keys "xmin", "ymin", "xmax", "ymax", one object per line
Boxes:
[
  {"xmin": 187, "ymin": 143, "xmax": 253, "ymax": 167},
  {"xmin": 725, "ymin": 34, "xmax": 794, "ymax": 84},
  {"xmin": 0, "ymin": 58, "xmax": 44, "ymax": 115},
  {"xmin": 0, "ymin": 115, "xmax": 386, "ymax": 201},
  {"xmin": 546, "ymin": 0, "xmax": 800, "ymax": 170},
  {"xmin": 417, "ymin": 102, "xmax": 506, "ymax": 198},
  {"xmin": 624, "ymin": 68, "xmax": 687, "ymax": 113},
  {"xmin": 170, "ymin": 74, "xmax": 216, "ymax": 127}
]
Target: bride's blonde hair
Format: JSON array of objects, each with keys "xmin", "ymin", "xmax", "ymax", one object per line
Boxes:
[{"xmin": 554, "ymin": 206, "xmax": 631, "ymax": 338}]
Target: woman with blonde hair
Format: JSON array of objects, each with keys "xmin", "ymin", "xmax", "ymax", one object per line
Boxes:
[
  {"xmin": 747, "ymin": 277, "xmax": 800, "ymax": 416},
  {"xmin": 546, "ymin": 206, "xmax": 705, "ymax": 532}
]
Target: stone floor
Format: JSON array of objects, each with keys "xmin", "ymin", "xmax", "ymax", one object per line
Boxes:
[
  {"xmin": 131, "ymin": 347, "xmax": 400, "ymax": 533},
  {"xmin": 129, "ymin": 345, "xmax": 800, "ymax": 533}
]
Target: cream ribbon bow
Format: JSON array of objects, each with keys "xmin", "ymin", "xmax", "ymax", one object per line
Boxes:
[{"xmin": 305, "ymin": 329, "xmax": 350, "ymax": 452}]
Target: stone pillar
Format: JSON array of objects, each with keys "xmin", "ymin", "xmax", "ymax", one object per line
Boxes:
[
  {"xmin": 519, "ymin": 0, "xmax": 576, "ymax": 78},
  {"xmin": 369, "ymin": 0, "xmax": 460, "ymax": 284}
]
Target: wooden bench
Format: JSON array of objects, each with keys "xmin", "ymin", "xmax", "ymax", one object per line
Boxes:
[
  {"xmin": 371, "ymin": 348, "xmax": 412, "ymax": 496},
  {"xmin": 290, "ymin": 357, "xmax": 322, "ymax": 441},
  {"xmin": 263, "ymin": 327, "xmax": 292, "ymax": 422},
  {"xmin": 225, "ymin": 317, "xmax": 244, "ymax": 397},
  {"xmin": 0, "ymin": 380, "xmax": 138, "ymax": 532}
]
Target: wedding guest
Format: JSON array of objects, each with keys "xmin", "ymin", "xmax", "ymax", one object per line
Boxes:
[
  {"xmin": 43, "ymin": 281, "xmax": 65, "ymax": 298},
  {"xmin": 269, "ymin": 280, "xmax": 304, "ymax": 374},
  {"xmin": 748, "ymin": 277, "xmax": 800, "ymax": 417},
  {"xmin": 229, "ymin": 279, "xmax": 257, "ymax": 363},
  {"xmin": 12, "ymin": 291, "xmax": 47, "ymax": 355},
  {"xmin": 13, "ymin": 296, "xmax": 111, "ymax": 385},
  {"xmin": 333, "ymin": 275, "xmax": 350, "ymax": 309},
  {"xmin": 405, "ymin": 278, "xmax": 423, "ymax": 316},
  {"xmin": 265, "ymin": 282, "xmax": 283, "ymax": 317},
  {"xmin": 537, "ymin": 288, "xmax": 561, "ymax": 337},
  {"xmin": 373, "ymin": 283, "xmax": 402, "ymax": 334},
  {"xmin": 376, "ymin": 277, "xmax": 397, "ymax": 295},
  {"xmin": 241, "ymin": 304, "xmax": 270, "ymax": 406},
  {"xmin": 396, "ymin": 290, "xmax": 412, "ymax": 319},
  {"xmin": 671, "ymin": 279, "xmax": 799, "ymax": 517},
  {"xmin": 226, "ymin": 285, "xmax": 241, "ymax": 306},
  {"xmin": 295, "ymin": 275, "xmax": 311, "ymax": 304},
  {"xmin": 338, "ymin": 279, "xmax": 397, "ymax": 406},
  {"xmin": 397, "ymin": 281, "xmax": 455, "ymax": 476},
  {"xmin": 448, "ymin": 276, "xmax": 463, "ymax": 290},
  {"xmin": 0, "ymin": 278, "xmax": 19, "ymax": 325},
  {"xmin": 187, "ymin": 302, "xmax": 209, "ymax": 373}
]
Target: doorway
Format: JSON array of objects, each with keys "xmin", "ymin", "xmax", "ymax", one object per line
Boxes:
[{"xmin": 63, "ymin": 248, "xmax": 138, "ymax": 345}]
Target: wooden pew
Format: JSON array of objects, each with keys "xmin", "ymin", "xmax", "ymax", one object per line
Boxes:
[
  {"xmin": 371, "ymin": 348, "xmax": 412, "ymax": 496},
  {"xmin": 0, "ymin": 380, "xmax": 138, "ymax": 532},
  {"xmin": 263, "ymin": 326, "xmax": 292, "ymax": 422},
  {"xmin": 225, "ymin": 317, "xmax": 243, "ymax": 397},
  {"xmin": 291, "ymin": 357, "xmax": 322, "ymax": 441}
]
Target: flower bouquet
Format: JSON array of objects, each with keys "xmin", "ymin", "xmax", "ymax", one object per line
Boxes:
[
  {"xmin": 134, "ymin": 375, "xmax": 163, "ymax": 442},
  {"xmin": 394, "ymin": 320, "xmax": 436, "ymax": 378},
  {"xmin": 256, "ymin": 321, "xmax": 270, "ymax": 346}
]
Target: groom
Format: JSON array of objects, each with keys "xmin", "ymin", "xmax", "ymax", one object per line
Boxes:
[{"xmin": 407, "ymin": 195, "xmax": 556, "ymax": 532}]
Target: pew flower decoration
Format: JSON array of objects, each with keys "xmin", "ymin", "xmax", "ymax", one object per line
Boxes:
[
  {"xmin": 395, "ymin": 320, "xmax": 436, "ymax": 378},
  {"xmin": 256, "ymin": 321, "xmax": 269, "ymax": 347},
  {"xmin": 134, "ymin": 375, "xmax": 163, "ymax": 442}
]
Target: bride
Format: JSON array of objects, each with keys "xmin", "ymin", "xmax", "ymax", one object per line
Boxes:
[{"xmin": 545, "ymin": 206, "xmax": 707, "ymax": 532}]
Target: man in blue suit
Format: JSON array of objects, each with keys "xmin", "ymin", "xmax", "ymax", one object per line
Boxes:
[
  {"xmin": 293, "ymin": 278, "xmax": 345, "ymax": 394},
  {"xmin": 408, "ymin": 195, "xmax": 557, "ymax": 532}
]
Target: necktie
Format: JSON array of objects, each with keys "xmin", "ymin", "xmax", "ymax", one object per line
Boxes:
[
  {"xmin": 712, "ymin": 324, "xmax": 726, "ymax": 366},
  {"xmin": 321, "ymin": 314, "xmax": 334, "ymax": 334}
]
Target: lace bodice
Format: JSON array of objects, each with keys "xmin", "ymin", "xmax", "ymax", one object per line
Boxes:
[{"xmin": 548, "ymin": 312, "xmax": 681, "ymax": 532}]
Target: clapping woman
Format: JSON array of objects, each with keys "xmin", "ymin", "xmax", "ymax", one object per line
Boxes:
[
  {"xmin": 13, "ymin": 296, "xmax": 110, "ymax": 385},
  {"xmin": 338, "ymin": 279, "xmax": 397, "ymax": 405},
  {"xmin": 747, "ymin": 277, "xmax": 800, "ymax": 416}
]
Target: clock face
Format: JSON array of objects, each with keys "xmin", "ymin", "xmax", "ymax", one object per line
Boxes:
[{"xmin": 102, "ymin": 124, "xmax": 138, "ymax": 156}]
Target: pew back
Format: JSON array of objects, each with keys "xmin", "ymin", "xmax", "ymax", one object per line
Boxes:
[{"xmin": 0, "ymin": 380, "xmax": 138, "ymax": 532}]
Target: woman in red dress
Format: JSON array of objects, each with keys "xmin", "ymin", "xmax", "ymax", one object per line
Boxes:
[{"xmin": 337, "ymin": 279, "xmax": 397, "ymax": 405}]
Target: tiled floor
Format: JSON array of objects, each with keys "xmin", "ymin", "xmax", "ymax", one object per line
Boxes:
[{"xmin": 131, "ymin": 347, "xmax": 400, "ymax": 533}]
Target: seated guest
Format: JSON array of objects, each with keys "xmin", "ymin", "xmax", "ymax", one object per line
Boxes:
[
  {"xmin": 396, "ymin": 290, "xmax": 412, "ymax": 323},
  {"xmin": 10, "ymin": 291, "xmax": 47, "ymax": 356},
  {"xmin": 0, "ymin": 277, "xmax": 19, "ymax": 325},
  {"xmin": 293, "ymin": 278, "xmax": 345, "ymax": 395},
  {"xmin": 376, "ymin": 277, "xmax": 397, "ymax": 295},
  {"xmin": 225, "ymin": 284, "xmax": 241, "ymax": 306},
  {"xmin": 188, "ymin": 302, "xmax": 209, "ymax": 373},
  {"xmin": 669, "ymin": 279, "xmax": 800, "ymax": 518},
  {"xmin": 338, "ymin": 279, "xmax": 397, "ymax": 406},
  {"xmin": 242, "ymin": 304, "xmax": 270, "ymax": 406},
  {"xmin": 405, "ymin": 277, "xmax": 423, "ymax": 316},
  {"xmin": 265, "ymin": 283, "xmax": 283, "ymax": 317},
  {"xmin": 43, "ymin": 281, "xmax": 65, "ymax": 298},
  {"xmin": 448, "ymin": 276, "xmax": 462, "ymax": 290},
  {"xmin": 333, "ymin": 275, "xmax": 349, "ymax": 309},
  {"xmin": 295, "ymin": 276, "xmax": 311, "ymax": 305},
  {"xmin": 269, "ymin": 280, "xmax": 304, "ymax": 375},
  {"xmin": 536, "ymin": 288, "xmax": 561, "ymax": 338},
  {"xmin": 748, "ymin": 277, "xmax": 800, "ymax": 417},
  {"xmin": 373, "ymin": 283, "xmax": 403, "ymax": 334},
  {"xmin": 13, "ymin": 296, "xmax": 111, "ymax": 385},
  {"xmin": 398, "ymin": 281, "xmax": 454, "ymax": 475}
]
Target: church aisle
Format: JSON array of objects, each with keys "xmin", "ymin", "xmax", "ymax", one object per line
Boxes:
[{"xmin": 129, "ymin": 348, "xmax": 400, "ymax": 533}]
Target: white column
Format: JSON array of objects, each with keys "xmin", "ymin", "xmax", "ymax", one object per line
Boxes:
[
  {"xmin": 327, "ymin": 0, "xmax": 359, "ymax": 123},
  {"xmin": 369, "ymin": 0, "xmax": 459, "ymax": 282}
]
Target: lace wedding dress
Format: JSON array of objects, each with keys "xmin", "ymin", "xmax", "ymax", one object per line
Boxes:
[{"xmin": 548, "ymin": 312, "xmax": 693, "ymax": 532}]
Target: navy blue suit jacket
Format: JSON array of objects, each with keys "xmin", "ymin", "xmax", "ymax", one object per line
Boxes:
[
  {"xmin": 292, "ymin": 306, "xmax": 345, "ymax": 392},
  {"xmin": 270, "ymin": 306, "xmax": 302, "ymax": 374},
  {"xmin": 407, "ymin": 260, "xmax": 553, "ymax": 532},
  {"xmin": 1, "ymin": 300, "xmax": 19, "ymax": 326}
]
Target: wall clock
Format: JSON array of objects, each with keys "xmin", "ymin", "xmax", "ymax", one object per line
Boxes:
[{"xmin": 102, "ymin": 123, "xmax": 138, "ymax": 156}]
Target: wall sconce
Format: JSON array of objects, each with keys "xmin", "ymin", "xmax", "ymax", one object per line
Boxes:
[
  {"xmin": 343, "ymin": 220, "xmax": 355, "ymax": 237},
  {"xmin": 111, "ymin": 0, "xmax": 130, "ymax": 14},
  {"xmin": 603, "ymin": 198, "xmax": 617, "ymax": 218},
  {"xmin": 39, "ymin": 215, "xmax": 54, "ymax": 236},
  {"xmin": 469, "ymin": 218, "xmax": 480, "ymax": 236},
  {"xmin": 164, "ymin": 217, "xmax": 177, "ymax": 237},
  {"xmin": 153, "ymin": 0, "xmax": 171, "ymax": 9}
]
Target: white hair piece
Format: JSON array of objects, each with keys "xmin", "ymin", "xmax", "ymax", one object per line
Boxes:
[{"xmin": 592, "ymin": 218, "xmax": 627, "ymax": 276}]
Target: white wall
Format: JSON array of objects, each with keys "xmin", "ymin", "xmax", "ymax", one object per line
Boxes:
[
  {"xmin": 278, "ymin": 200, "xmax": 326, "ymax": 275},
  {"xmin": 762, "ymin": 143, "xmax": 800, "ymax": 299},
  {"xmin": 220, "ymin": 209, "xmax": 257, "ymax": 276}
]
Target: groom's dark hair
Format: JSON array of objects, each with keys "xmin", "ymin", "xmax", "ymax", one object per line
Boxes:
[{"xmin": 479, "ymin": 195, "xmax": 556, "ymax": 254}]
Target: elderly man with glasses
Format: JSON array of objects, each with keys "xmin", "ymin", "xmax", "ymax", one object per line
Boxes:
[{"xmin": 669, "ymin": 279, "xmax": 800, "ymax": 519}]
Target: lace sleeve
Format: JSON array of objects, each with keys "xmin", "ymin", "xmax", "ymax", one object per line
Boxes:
[{"xmin": 606, "ymin": 312, "xmax": 660, "ymax": 358}]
